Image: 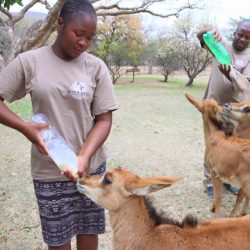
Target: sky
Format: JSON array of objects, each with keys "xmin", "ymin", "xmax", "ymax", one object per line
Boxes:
[
  {"xmin": 9, "ymin": 0, "xmax": 249, "ymax": 30},
  {"xmin": 142, "ymin": 0, "xmax": 249, "ymax": 31},
  {"xmin": 196, "ymin": 0, "xmax": 249, "ymax": 27}
]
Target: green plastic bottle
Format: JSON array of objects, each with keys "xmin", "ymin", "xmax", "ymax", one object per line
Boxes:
[{"xmin": 203, "ymin": 31, "xmax": 231, "ymax": 65}]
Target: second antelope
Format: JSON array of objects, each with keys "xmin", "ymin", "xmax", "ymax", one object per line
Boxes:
[{"xmin": 186, "ymin": 94, "xmax": 250, "ymax": 217}]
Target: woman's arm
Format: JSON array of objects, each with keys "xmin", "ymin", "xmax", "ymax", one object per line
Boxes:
[
  {"xmin": 63, "ymin": 111, "xmax": 113, "ymax": 181},
  {"xmin": 0, "ymin": 97, "xmax": 49, "ymax": 155},
  {"xmin": 78, "ymin": 111, "xmax": 112, "ymax": 175}
]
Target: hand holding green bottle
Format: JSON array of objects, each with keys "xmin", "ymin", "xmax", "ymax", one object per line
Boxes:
[{"xmin": 203, "ymin": 30, "xmax": 231, "ymax": 66}]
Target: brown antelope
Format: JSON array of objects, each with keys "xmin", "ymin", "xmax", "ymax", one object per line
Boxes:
[
  {"xmin": 186, "ymin": 94, "xmax": 250, "ymax": 217},
  {"xmin": 77, "ymin": 167, "xmax": 250, "ymax": 250}
]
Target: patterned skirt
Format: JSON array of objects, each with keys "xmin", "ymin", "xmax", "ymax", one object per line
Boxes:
[{"xmin": 33, "ymin": 163, "xmax": 106, "ymax": 246}]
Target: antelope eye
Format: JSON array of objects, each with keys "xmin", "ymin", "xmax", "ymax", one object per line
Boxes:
[
  {"xmin": 102, "ymin": 174, "xmax": 112, "ymax": 185},
  {"xmin": 242, "ymin": 106, "xmax": 250, "ymax": 112}
]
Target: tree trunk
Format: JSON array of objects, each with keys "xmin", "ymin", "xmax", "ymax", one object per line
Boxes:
[
  {"xmin": 148, "ymin": 63, "xmax": 153, "ymax": 74},
  {"xmin": 164, "ymin": 74, "xmax": 168, "ymax": 82},
  {"xmin": 185, "ymin": 78, "xmax": 194, "ymax": 86},
  {"xmin": 0, "ymin": 55, "xmax": 5, "ymax": 72},
  {"xmin": 131, "ymin": 70, "xmax": 135, "ymax": 83}
]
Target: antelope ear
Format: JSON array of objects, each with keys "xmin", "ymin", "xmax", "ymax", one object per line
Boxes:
[
  {"xmin": 185, "ymin": 93, "xmax": 203, "ymax": 112},
  {"xmin": 129, "ymin": 176, "xmax": 181, "ymax": 196}
]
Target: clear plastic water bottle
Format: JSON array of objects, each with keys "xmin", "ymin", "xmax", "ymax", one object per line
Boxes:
[
  {"xmin": 203, "ymin": 31, "xmax": 231, "ymax": 65},
  {"xmin": 31, "ymin": 113, "xmax": 78, "ymax": 172}
]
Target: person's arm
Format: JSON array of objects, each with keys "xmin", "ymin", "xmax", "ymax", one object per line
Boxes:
[
  {"xmin": 0, "ymin": 96, "xmax": 49, "ymax": 155},
  {"xmin": 218, "ymin": 64, "xmax": 232, "ymax": 82},
  {"xmin": 197, "ymin": 28, "xmax": 210, "ymax": 47},
  {"xmin": 218, "ymin": 64, "xmax": 250, "ymax": 92},
  {"xmin": 63, "ymin": 111, "xmax": 112, "ymax": 181}
]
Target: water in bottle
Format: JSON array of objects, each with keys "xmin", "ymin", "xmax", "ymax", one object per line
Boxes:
[
  {"xmin": 203, "ymin": 31, "xmax": 231, "ymax": 65},
  {"xmin": 31, "ymin": 113, "xmax": 78, "ymax": 172}
]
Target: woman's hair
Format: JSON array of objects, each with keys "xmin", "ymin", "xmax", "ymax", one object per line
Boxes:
[{"xmin": 59, "ymin": 0, "xmax": 96, "ymax": 25}]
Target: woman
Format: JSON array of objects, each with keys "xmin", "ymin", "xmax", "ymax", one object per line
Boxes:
[{"xmin": 0, "ymin": 0, "xmax": 118, "ymax": 249}]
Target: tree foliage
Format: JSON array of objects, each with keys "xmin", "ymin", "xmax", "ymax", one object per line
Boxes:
[
  {"xmin": 92, "ymin": 15, "xmax": 144, "ymax": 83},
  {"xmin": 156, "ymin": 38, "xmax": 180, "ymax": 82},
  {"xmin": 173, "ymin": 15, "xmax": 212, "ymax": 86},
  {"xmin": 140, "ymin": 39, "xmax": 159, "ymax": 74},
  {"xmin": 0, "ymin": 0, "xmax": 22, "ymax": 10}
]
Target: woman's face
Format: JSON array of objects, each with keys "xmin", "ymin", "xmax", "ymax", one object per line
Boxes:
[{"xmin": 56, "ymin": 14, "xmax": 97, "ymax": 60}]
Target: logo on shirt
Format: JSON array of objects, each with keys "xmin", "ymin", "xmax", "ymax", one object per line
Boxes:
[{"xmin": 69, "ymin": 81, "xmax": 90, "ymax": 100}]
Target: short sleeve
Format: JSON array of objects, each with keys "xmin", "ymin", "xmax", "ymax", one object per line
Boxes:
[
  {"xmin": 91, "ymin": 63, "xmax": 119, "ymax": 116},
  {"xmin": 0, "ymin": 55, "xmax": 27, "ymax": 102}
]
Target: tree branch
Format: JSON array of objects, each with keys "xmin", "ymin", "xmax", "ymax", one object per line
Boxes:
[
  {"xmin": 0, "ymin": 5, "xmax": 12, "ymax": 19},
  {"xmin": 0, "ymin": 16, "xmax": 4, "ymax": 25},
  {"xmin": 21, "ymin": 0, "xmax": 66, "ymax": 53},
  {"xmin": 12, "ymin": 0, "xmax": 42, "ymax": 24},
  {"xmin": 95, "ymin": 1, "xmax": 198, "ymax": 18},
  {"xmin": 39, "ymin": 0, "xmax": 52, "ymax": 10}
]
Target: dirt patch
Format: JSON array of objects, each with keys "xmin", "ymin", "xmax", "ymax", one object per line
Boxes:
[{"xmin": 0, "ymin": 81, "xmax": 243, "ymax": 250}]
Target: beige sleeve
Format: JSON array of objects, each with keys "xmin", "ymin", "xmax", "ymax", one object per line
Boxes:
[
  {"xmin": 91, "ymin": 62, "xmax": 119, "ymax": 116},
  {"xmin": 0, "ymin": 55, "xmax": 26, "ymax": 102},
  {"xmin": 229, "ymin": 68, "xmax": 250, "ymax": 92}
]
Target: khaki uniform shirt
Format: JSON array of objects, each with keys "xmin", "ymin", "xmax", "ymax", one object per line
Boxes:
[
  {"xmin": 204, "ymin": 41, "xmax": 250, "ymax": 105},
  {"xmin": 0, "ymin": 46, "xmax": 119, "ymax": 181}
]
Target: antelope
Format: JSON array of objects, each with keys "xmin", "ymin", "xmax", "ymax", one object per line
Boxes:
[
  {"xmin": 77, "ymin": 167, "xmax": 250, "ymax": 250},
  {"xmin": 186, "ymin": 94, "xmax": 250, "ymax": 217}
]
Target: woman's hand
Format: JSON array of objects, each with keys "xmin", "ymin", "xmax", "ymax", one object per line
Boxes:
[
  {"xmin": 61, "ymin": 168, "xmax": 78, "ymax": 183},
  {"xmin": 76, "ymin": 155, "xmax": 89, "ymax": 178},
  {"xmin": 22, "ymin": 121, "xmax": 49, "ymax": 155},
  {"xmin": 0, "ymin": 100, "xmax": 49, "ymax": 155},
  {"xmin": 62, "ymin": 155, "xmax": 89, "ymax": 183}
]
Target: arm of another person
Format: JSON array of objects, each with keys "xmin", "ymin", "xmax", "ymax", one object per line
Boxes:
[
  {"xmin": 63, "ymin": 111, "xmax": 112, "ymax": 181},
  {"xmin": 197, "ymin": 28, "xmax": 211, "ymax": 47},
  {"xmin": 218, "ymin": 62, "xmax": 250, "ymax": 92},
  {"xmin": 0, "ymin": 96, "xmax": 49, "ymax": 155}
]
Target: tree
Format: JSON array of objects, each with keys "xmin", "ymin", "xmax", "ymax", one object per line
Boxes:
[
  {"xmin": 140, "ymin": 39, "xmax": 159, "ymax": 74},
  {"xmin": 173, "ymin": 16, "xmax": 212, "ymax": 86},
  {"xmin": 156, "ymin": 38, "xmax": 180, "ymax": 82},
  {"xmin": 92, "ymin": 15, "xmax": 144, "ymax": 84},
  {"xmin": 0, "ymin": 0, "xmax": 199, "ymax": 70}
]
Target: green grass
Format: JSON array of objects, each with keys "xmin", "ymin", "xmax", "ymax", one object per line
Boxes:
[
  {"xmin": 7, "ymin": 96, "xmax": 32, "ymax": 119},
  {"xmin": 116, "ymin": 74, "xmax": 207, "ymax": 98}
]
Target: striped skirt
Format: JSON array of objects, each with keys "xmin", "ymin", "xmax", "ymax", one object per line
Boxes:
[{"xmin": 33, "ymin": 163, "xmax": 106, "ymax": 246}]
